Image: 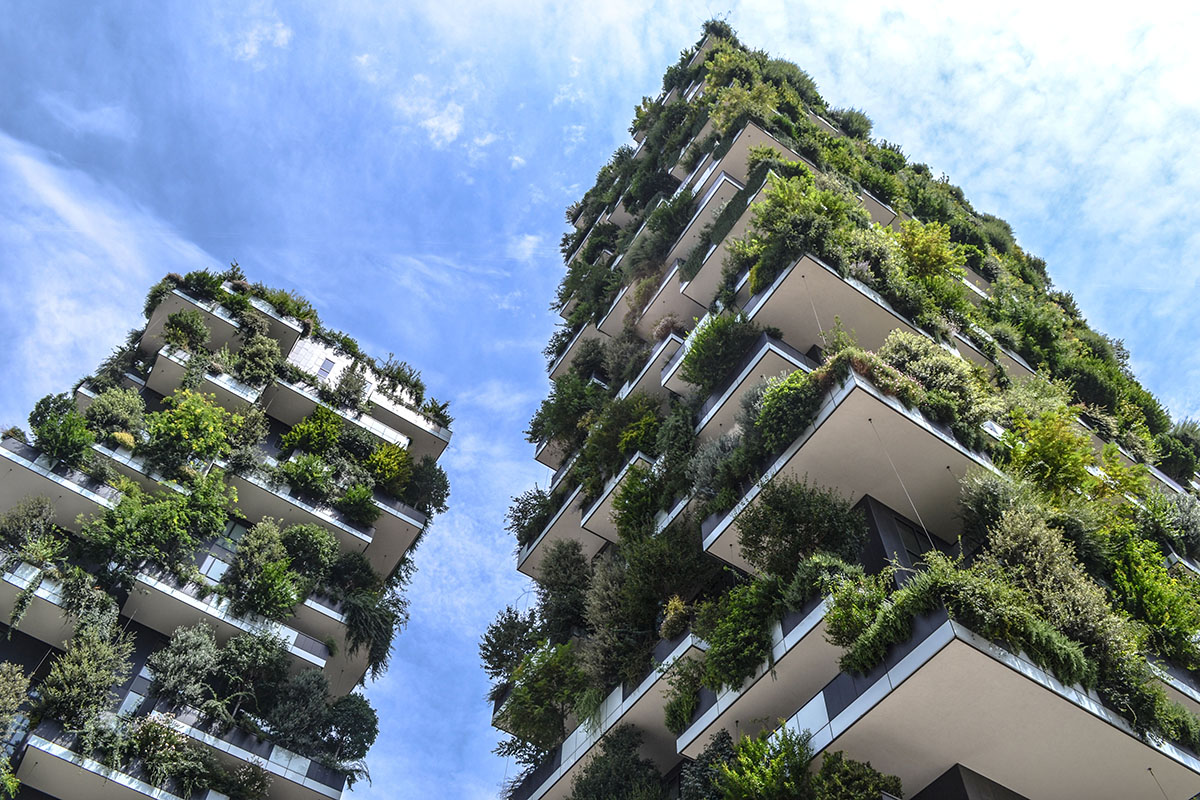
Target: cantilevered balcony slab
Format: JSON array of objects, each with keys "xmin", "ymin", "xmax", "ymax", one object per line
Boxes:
[
  {"xmin": 548, "ymin": 323, "xmax": 607, "ymax": 382},
  {"xmin": 509, "ymin": 634, "xmax": 704, "ymax": 800},
  {"xmin": 679, "ymin": 182, "xmax": 768, "ymax": 307},
  {"xmin": 0, "ymin": 438, "xmax": 118, "ymax": 530},
  {"xmin": 140, "ymin": 288, "xmax": 242, "ymax": 356},
  {"xmin": 535, "ymin": 436, "xmax": 571, "ymax": 471},
  {"xmin": 263, "ymin": 376, "xmax": 411, "ymax": 451},
  {"xmin": 618, "ymin": 334, "xmax": 685, "ymax": 402},
  {"xmin": 782, "ymin": 614, "xmax": 1200, "ymax": 799},
  {"xmin": 662, "ymin": 173, "xmax": 744, "ymax": 271},
  {"xmin": 954, "ymin": 325, "xmax": 1036, "ymax": 382},
  {"xmin": 19, "ymin": 728, "xmax": 189, "ymax": 800},
  {"xmin": 0, "ymin": 561, "xmax": 75, "ymax": 648},
  {"xmin": 240, "ymin": 290, "xmax": 305, "ymax": 355},
  {"xmin": 363, "ymin": 391, "xmax": 451, "ymax": 461},
  {"xmin": 694, "ymin": 335, "xmax": 817, "ymax": 443},
  {"xmin": 677, "ymin": 596, "xmax": 840, "ymax": 758},
  {"xmin": 579, "ymin": 452, "xmax": 654, "ymax": 542},
  {"xmin": 744, "ymin": 255, "xmax": 928, "ymax": 358},
  {"xmin": 702, "ymin": 371, "xmax": 995, "ymax": 572},
  {"xmin": 156, "ymin": 705, "xmax": 347, "ymax": 800},
  {"xmin": 858, "ymin": 189, "xmax": 899, "ymax": 229},
  {"xmin": 660, "ymin": 312, "xmax": 712, "ymax": 398},
  {"xmin": 596, "ymin": 283, "xmax": 632, "ymax": 338},
  {"xmin": 516, "ymin": 485, "xmax": 593, "ymax": 580},
  {"xmin": 124, "ymin": 568, "xmax": 328, "ymax": 673},
  {"xmin": 146, "ymin": 347, "xmax": 262, "ymax": 411},
  {"xmin": 688, "ymin": 122, "xmax": 796, "ymax": 202},
  {"xmin": 631, "ymin": 263, "xmax": 705, "ymax": 342}
]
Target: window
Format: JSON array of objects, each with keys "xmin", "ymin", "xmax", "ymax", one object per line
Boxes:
[
  {"xmin": 317, "ymin": 358, "xmax": 335, "ymax": 380},
  {"xmin": 895, "ymin": 517, "xmax": 932, "ymax": 566}
]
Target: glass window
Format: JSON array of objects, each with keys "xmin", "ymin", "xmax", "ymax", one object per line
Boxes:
[
  {"xmin": 895, "ymin": 517, "xmax": 931, "ymax": 566},
  {"xmin": 317, "ymin": 358, "xmax": 335, "ymax": 380}
]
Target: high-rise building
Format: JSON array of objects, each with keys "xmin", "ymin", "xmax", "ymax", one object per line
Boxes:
[
  {"xmin": 0, "ymin": 265, "xmax": 451, "ymax": 799},
  {"xmin": 485, "ymin": 21, "xmax": 1200, "ymax": 800}
]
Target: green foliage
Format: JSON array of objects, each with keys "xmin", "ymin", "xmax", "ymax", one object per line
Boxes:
[
  {"xmin": 278, "ymin": 453, "xmax": 335, "ymax": 501},
  {"xmin": 366, "ymin": 441, "xmax": 412, "ymax": 496},
  {"xmin": 663, "ymin": 656, "xmax": 704, "ymax": 735},
  {"xmin": 496, "ymin": 641, "xmax": 588, "ymax": 764},
  {"xmin": 401, "ymin": 455, "xmax": 450, "ymax": 516},
  {"xmin": 997, "ymin": 408, "xmax": 1097, "ymax": 500},
  {"xmin": 718, "ymin": 725, "xmax": 813, "ymax": 800},
  {"xmin": 527, "ymin": 371, "xmax": 609, "ymax": 451},
  {"xmin": 223, "ymin": 518, "xmax": 300, "ymax": 621},
  {"xmin": 342, "ymin": 589, "xmax": 405, "ymax": 680},
  {"xmin": 812, "ymin": 750, "xmax": 904, "ymax": 800},
  {"xmin": 142, "ymin": 390, "xmax": 235, "ymax": 476},
  {"xmin": 694, "ymin": 580, "xmax": 775, "ymax": 691},
  {"xmin": 29, "ymin": 392, "xmax": 93, "ymax": 467},
  {"xmin": 83, "ymin": 387, "xmax": 145, "ymax": 438},
  {"xmin": 481, "ymin": 605, "xmax": 540, "ymax": 682},
  {"xmin": 37, "ymin": 621, "xmax": 134, "ymax": 728},
  {"xmin": 830, "ymin": 107, "xmax": 872, "ymax": 139},
  {"xmin": 573, "ymin": 393, "xmax": 663, "ymax": 501},
  {"xmin": 320, "ymin": 363, "xmax": 369, "ymax": 410},
  {"xmin": 336, "ymin": 483, "xmax": 381, "ymax": 525},
  {"xmin": 538, "ymin": 540, "xmax": 591, "ymax": 645},
  {"xmin": 326, "ymin": 693, "xmax": 379, "ymax": 762},
  {"xmin": 737, "ymin": 477, "xmax": 866, "ymax": 577},
  {"xmin": 756, "ymin": 368, "xmax": 824, "ymax": 453},
  {"xmin": 148, "ymin": 623, "xmax": 220, "ymax": 709},
  {"xmin": 567, "ymin": 724, "xmax": 663, "ymax": 800},
  {"xmin": 0, "ymin": 663, "xmax": 29, "ymax": 736},
  {"xmin": 506, "ymin": 488, "xmax": 556, "ymax": 550},
  {"xmin": 281, "ymin": 523, "xmax": 338, "ymax": 593},
  {"xmin": 81, "ymin": 470, "xmax": 235, "ymax": 588},
  {"xmin": 234, "ymin": 333, "xmax": 281, "ymax": 387},
  {"xmin": 680, "ymin": 729, "xmax": 735, "ymax": 800},
  {"xmin": 163, "ymin": 309, "xmax": 210, "ymax": 352},
  {"xmin": 680, "ymin": 313, "xmax": 763, "ymax": 396},
  {"xmin": 1109, "ymin": 530, "xmax": 1200, "ymax": 670},
  {"xmin": 281, "ymin": 405, "xmax": 343, "ymax": 456}
]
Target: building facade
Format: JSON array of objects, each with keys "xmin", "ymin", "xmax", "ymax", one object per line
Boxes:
[
  {"xmin": 0, "ymin": 266, "xmax": 451, "ymax": 799},
  {"xmin": 485, "ymin": 22, "xmax": 1200, "ymax": 800}
]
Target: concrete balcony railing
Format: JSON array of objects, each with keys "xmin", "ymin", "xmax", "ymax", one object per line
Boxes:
[
  {"xmin": 0, "ymin": 437, "xmax": 118, "ymax": 531},
  {"xmin": 547, "ymin": 322, "xmax": 607, "ymax": 382},
  {"xmin": 0, "ymin": 560, "xmax": 76, "ymax": 648},
  {"xmin": 146, "ymin": 346, "xmax": 263, "ymax": 411},
  {"xmin": 617, "ymin": 333, "xmax": 686, "ymax": 402},
  {"xmin": 517, "ymin": 485, "xmax": 586, "ymax": 580},
  {"xmin": 629, "ymin": 261, "xmax": 705, "ymax": 343}
]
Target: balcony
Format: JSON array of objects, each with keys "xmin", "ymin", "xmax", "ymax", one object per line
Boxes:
[
  {"xmin": 226, "ymin": 468, "xmax": 423, "ymax": 578},
  {"xmin": 670, "ymin": 116, "xmax": 716, "ymax": 181},
  {"xmin": 617, "ymin": 334, "xmax": 685, "ymax": 402},
  {"xmin": 154, "ymin": 703, "xmax": 347, "ymax": 800},
  {"xmin": 263, "ymin": 375, "xmax": 411, "ymax": 451},
  {"xmin": 363, "ymin": 389, "xmax": 451, "ymax": 461},
  {"xmin": 694, "ymin": 334, "xmax": 818, "ymax": 443},
  {"xmin": 18, "ymin": 724, "xmax": 192, "ymax": 800},
  {"xmin": 955, "ymin": 324, "xmax": 1036, "ymax": 382},
  {"xmin": 596, "ymin": 283, "xmax": 632, "ymax": 338},
  {"xmin": 858, "ymin": 188, "xmax": 900, "ymax": 229},
  {"xmin": 778, "ymin": 610, "xmax": 1200, "ymax": 799},
  {"xmin": 663, "ymin": 173, "xmax": 744, "ymax": 274},
  {"xmin": 535, "ymin": 436, "xmax": 572, "ymax": 472},
  {"xmin": 516, "ymin": 485, "xmax": 589, "ymax": 580},
  {"xmin": 630, "ymin": 262, "xmax": 705, "ymax": 342},
  {"xmin": 122, "ymin": 566, "xmax": 329, "ymax": 676},
  {"xmin": 684, "ymin": 122, "xmax": 795, "ymax": 203},
  {"xmin": 0, "ymin": 560, "xmax": 75, "ymax": 648},
  {"xmin": 146, "ymin": 347, "xmax": 262, "ymax": 411},
  {"xmin": 743, "ymin": 254, "xmax": 929, "ymax": 360},
  {"xmin": 548, "ymin": 322, "xmax": 607, "ymax": 382},
  {"xmin": 141, "ymin": 288, "xmax": 242, "ymax": 356},
  {"xmin": 677, "ymin": 594, "xmax": 839, "ymax": 758},
  {"xmin": 659, "ymin": 312, "xmax": 711, "ymax": 397},
  {"xmin": 236, "ymin": 286, "xmax": 305, "ymax": 356},
  {"xmin": 0, "ymin": 437, "xmax": 118, "ymax": 531},
  {"xmin": 579, "ymin": 452, "xmax": 654, "ymax": 543},
  {"xmin": 679, "ymin": 181, "xmax": 767, "ymax": 307},
  {"xmin": 509, "ymin": 633, "xmax": 704, "ymax": 800},
  {"xmin": 702, "ymin": 369, "xmax": 996, "ymax": 572}
]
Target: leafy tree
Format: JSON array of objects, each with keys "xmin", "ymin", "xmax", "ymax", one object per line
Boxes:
[
  {"xmin": 718, "ymin": 725, "xmax": 813, "ymax": 799},
  {"xmin": 0, "ymin": 663, "xmax": 29, "ymax": 736},
  {"xmin": 281, "ymin": 523, "xmax": 338, "ymax": 593},
  {"xmin": 213, "ymin": 631, "xmax": 290, "ymax": 719},
  {"xmin": 143, "ymin": 390, "xmax": 235, "ymax": 476},
  {"xmin": 278, "ymin": 453, "xmax": 335, "ymax": 500},
  {"xmin": 265, "ymin": 670, "xmax": 331, "ymax": 756},
  {"xmin": 37, "ymin": 623, "xmax": 133, "ymax": 728},
  {"xmin": 567, "ymin": 724, "xmax": 663, "ymax": 800},
  {"xmin": 326, "ymin": 693, "xmax": 378, "ymax": 761},
  {"xmin": 401, "ymin": 455, "xmax": 450, "ymax": 516},
  {"xmin": 234, "ymin": 334, "xmax": 281, "ymax": 387},
  {"xmin": 224, "ymin": 519, "xmax": 299, "ymax": 620},
  {"xmin": 147, "ymin": 623, "xmax": 219, "ymax": 709},
  {"xmin": 365, "ymin": 442, "xmax": 412, "ymax": 496},
  {"xmin": 480, "ymin": 605, "xmax": 540, "ymax": 682},
  {"xmin": 495, "ymin": 641, "xmax": 588, "ymax": 765},
  {"xmin": 680, "ymin": 730, "xmax": 735, "ymax": 800},
  {"xmin": 336, "ymin": 483, "xmax": 381, "ymax": 525},
  {"xmin": 163, "ymin": 309, "xmax": 210, "ymax": 352},
  {"xmin": 538, "ymin": 540, "xmax": 591, "ymax": 644},
  {"xmin": 83, "ymin": 387, "xmax": 145, "ymax": 438},
  {"xmin": 29, "ymin": 392, "xmax": 93, "ymax": 467},
  {"xmin": 0, "ymin": 496, "xmax": 56, "ymax": 553},
  {"xmin": 281, "ymin": 405, "xmax": 343, "ymax": 456}
]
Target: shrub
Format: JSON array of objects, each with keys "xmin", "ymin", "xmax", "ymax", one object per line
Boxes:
[
  {"xmin": 335, "ymin": 483, "xmax": 380, "ymax": 525},
  {"xmin": 495, "ymin": 641, "xmax": 588, "ymax": 763},
  {"xmin": 718, "ymin": 725, "xmax": 813, "ymax": 799},
  {"xmin": 37, "ymin": 623, "xmax": 133, "ymax": 728},
  {"xmin": 0, "ymin": 662, "xmax": 29, "ymax": 736},
  {"xmin": 831, "ymin": 107, "xmax": 872, "ymax": 139},
  {"xmin": 538, "ymin": 540, "xmax": 591, "ymax": 645},
  {"xmin": 147, "ymin": 622, "xmax": 220, "ymax": 709},
  {"xmin": 83, "ymin": 387, "xmax": 145, "ymax": 437},
  {"xmin": 281, "ymin": 405, "xmax": 343, "ymax": 456},
  {"xmin": 320, "ymin": 363, "xmax": 369, "ymax": 410},
  {"xmin": 163, "ymin": 309, "xmax": 210, "ymax": 352},
  {"xmin": 812, "ymin": 750, "xmax": 904, "ymax": 800},
  {"xmin": 278, "ymin": 453, "xmax": 335, "ymax": 501},
  {"xmin": 567, "ymin": 724, "xmax": 663, "ymax": 800},
  {"xmin": 662, "ymin": 656, "xmax": 704, "ymax": 735},
  {"xmin": 680, "ymin": 313, "xmax": 763, "ymax": 396},
  {"xmin": 366, "ymin": 442, "xmax": 412, "ymax": 496},
  {"xmin": 328, "ymin": 552, "xmax": 382, "ymax": 598},
  {"xmin": 997, "ymin": 408, "xmax": 1097, "ymax": 500},
  {"xmin": 401, "ymin": 455, "xmax": 450, "ymax": 516},
  {"xmin": 527, "ymin": 372, "xmax": 609, "ymax": 450},
  {"xmin": 480, "ymin": 605, "xmax": 540, "ymax": 682},
  {"xmin": 694, "ymin": 580, "xmax": 775, "ymax": 691},
  {"xmin": 281, "ymin": 524, "xmax": 338, "ymax": 592},
  {"xmin": 29, "ymin": 393, "xmax": 93, "ymax": 467},
  {"xmin": 234, "ymin": 334, "xmax": 281, "ymax": 387},
  {"xmin": 680, "ymin": 729, "xmax": 735, "ymax": 800},
  {"xmin": 737, "ymin": 478, "xmax": 866, "ymax": 578},
  {"xmin": 756, "ymin": 369, "xmax": 824, "ymax": 453}
]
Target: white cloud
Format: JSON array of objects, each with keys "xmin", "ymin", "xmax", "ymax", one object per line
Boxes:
[
  {"xmin": 393, "ymin": 76, "xmax": 469, "ymax": 147},
  {"xmin": 505, "ymin": 233, "xmax": 542, "ymax": 263},
  {"xmin": 0, "ymin": 132, "xmax": 213, "ymax": 424},
  {"xmin": 38, "ymin": 93, "xmax": 139, "ymax": 141},
  {"xmin": 231, "ymin": 19, "xmax": 292, "ymax": 63},
  {"xmin": 509, "ymin": 154, "xmax": 526, "ymax": 169}
]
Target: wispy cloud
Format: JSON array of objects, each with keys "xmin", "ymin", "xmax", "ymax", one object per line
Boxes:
[
  {"xmin": 509, "ymin": 154, "xmax": 526, "ymax": 169},
  {"xmin": 227, "ymin": 15, "xmax": 293, "ymax": 66},
  {"xmin": 38, "ymin": 94, "xmax": 139, "ymax": 142}
]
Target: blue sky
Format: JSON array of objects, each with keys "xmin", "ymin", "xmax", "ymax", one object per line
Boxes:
[{"xmin": 1, "ymin": 2, "xmax": 1198, "ymax": 797}]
